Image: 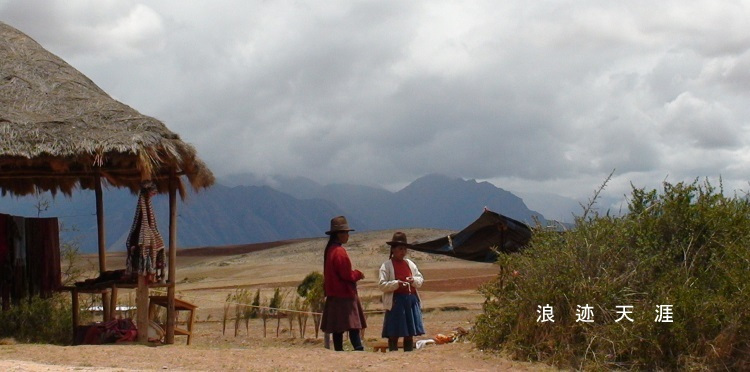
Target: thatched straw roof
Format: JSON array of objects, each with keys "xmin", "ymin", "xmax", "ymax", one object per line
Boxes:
[{"xmin": 0, "ymin": 22, "xmax": 214, "ymax": 197}]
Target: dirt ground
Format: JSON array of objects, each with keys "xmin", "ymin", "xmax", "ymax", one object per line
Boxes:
[
  {"xmin": 0, "ymin": 312, "xmax": 550, "ymax": 371},
  {"xmin": 0, "ymin": 229, "xmax": 555, "ymax": 371}
]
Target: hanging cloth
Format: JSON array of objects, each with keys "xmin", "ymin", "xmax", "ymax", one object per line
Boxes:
[
  {"xmin": 24, "ymin": 217, "xmax": 60, "ymax": 298},
  {"xmin": 0, "ymin": 213, "xmax": 9, "ymax": 279},
  {"xmin": 10, "ymin": 216, "xmax": 26, "ymax": 304},
  {"xmin": 0, "ymin": 213, "xmax": 10, "ymax": 310},
  {"xmin": 125, "ymin": 183, "xmax": 165, "ymax": 283}
]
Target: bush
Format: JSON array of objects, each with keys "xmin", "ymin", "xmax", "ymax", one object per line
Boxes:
[
  {"xmin": 0, "ymin": 295, "xmax": 73, "ymax": 344},
  {"xmin": 297, "ymin": 271, "xmax": 323, "ymax": 298},
  {"xmin": 251, "ymin": 288, "xmax": 261, "ymax": 319},
  {"xmin": 297, "ymin": 272, "xmax": 324, "ymax": 338},
  {"xmin": 474, "ymin": 179, "xmax": 750, "ymax": 370}
]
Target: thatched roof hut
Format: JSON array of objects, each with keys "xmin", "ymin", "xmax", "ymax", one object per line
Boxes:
[
  {"xmin": 0, "ymin": 21, "xmax": 214, "ymax": 197},
  {"xmin": 1, "ymin": 21, "xmax": 214, "ymax": 344}
]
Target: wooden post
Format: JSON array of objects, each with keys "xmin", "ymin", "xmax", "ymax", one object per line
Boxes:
[
  {"xmin": 109, "ymin": 285, "xmax": 119, "ymax": 321},
  {"xmin": 136, "ymin": 274, "xmax": 149, "ymax": 343},
  {"xmin": 71, "ymin": 288, "xmax": 79, "ymax": 344},
  {"xmin": 94, "ymin": 173, "xmax": 110, "ymax": 320},
  {"xmin": 166, "ymin": 169, "xmax": 178, "ymax": 344}
]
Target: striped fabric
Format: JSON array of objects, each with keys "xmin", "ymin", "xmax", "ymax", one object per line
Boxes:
[{"xmin": 125, "ymin": 185, "xmax": 165, "ymax": 283}]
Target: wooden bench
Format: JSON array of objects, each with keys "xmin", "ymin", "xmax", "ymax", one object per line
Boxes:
[
  {"xmin": 148, "ymin": 295, "xmax": 197, "ymax": 345},
  {"xmin": 372, "ymin": 340, "xmax": 403, "ymax": 352}
]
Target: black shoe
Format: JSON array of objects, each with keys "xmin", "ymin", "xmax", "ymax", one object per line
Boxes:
[
  {"xmin": 403, "ymin": 337, "xmax": 413, "ymax": 352},
  {"xmin": 388, "ymin": 338, "xmax": 398, "ymax": 351}
]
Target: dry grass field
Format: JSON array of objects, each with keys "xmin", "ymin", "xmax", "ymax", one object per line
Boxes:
[{"xmin": 0, "ymin": 228, "xmax": 554, "ymax": 371}]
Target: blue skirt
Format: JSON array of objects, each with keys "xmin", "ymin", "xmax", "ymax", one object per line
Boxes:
[{"xmin": 382, "ymin": 293, "xmax": 425, "ymax": 338}]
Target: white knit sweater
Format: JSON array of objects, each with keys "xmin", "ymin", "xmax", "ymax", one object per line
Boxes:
[{"xmin": 377, "ymin": 258, "xmax": 424, "ymax": 310}]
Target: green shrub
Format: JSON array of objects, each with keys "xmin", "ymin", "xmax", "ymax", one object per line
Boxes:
[
  {"xmin": 269, "ymin": 288, "xmax": 282, "ymax": 311},
  {"xmin": 474, "ymin": 179, "xmax": 750, "ymax": 370},
  {"xmin": 0, "ymin": 295, "xmax": 73, "ymax": 345},
  {"xmin": 297, "ymin": 271, "xmax": 324, "ymax": 338},
  {"xmin": 297, "ymin": 271, "xmax": 323, "ymax": 298},
  {"xmin": 250, "ymin": 288, "xmax": 261, "ymax": 319}
]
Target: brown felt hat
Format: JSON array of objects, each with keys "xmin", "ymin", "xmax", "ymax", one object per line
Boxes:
[
  {"xmin": 386, "ymin": 231, "xmax": 412, "ymax": 247},
  {"xmin": 325, "ymin": 215, "xmax": 355, "ymax": 235}
]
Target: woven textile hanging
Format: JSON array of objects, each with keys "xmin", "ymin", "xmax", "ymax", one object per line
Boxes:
[{"xmin": 125, "ymin": 183, "xmax": 165, "ymax": 283}]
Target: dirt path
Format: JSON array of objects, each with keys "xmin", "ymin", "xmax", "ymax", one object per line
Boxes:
[{"xmin": 0, "ymin": 340, "xmax": 549, "ymax": 371}]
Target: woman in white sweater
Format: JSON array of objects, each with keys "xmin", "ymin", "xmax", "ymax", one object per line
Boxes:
[{"xmin": 378, "ymin": 232, "xmax": 425, "ymax": 352}]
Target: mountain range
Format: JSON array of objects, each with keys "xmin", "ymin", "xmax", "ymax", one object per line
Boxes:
[{"xmin": 0, "ymin": 173, "xmax": 558, "ymax": 253}]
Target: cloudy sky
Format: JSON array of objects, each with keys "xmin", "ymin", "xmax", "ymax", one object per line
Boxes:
[{"xmin": 3, "ymin": 0, "xmax": 750, "ymax": 212}]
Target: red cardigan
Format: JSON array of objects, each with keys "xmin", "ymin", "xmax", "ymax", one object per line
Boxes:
[{"xmin": 324, "ymin": 243, "xmax": 363, "ymax": 298}]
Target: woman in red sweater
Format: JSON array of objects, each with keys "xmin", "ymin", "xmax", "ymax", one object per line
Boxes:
[{"xmin": 320, "ymin": 216, "xmax": 367, "ymax": 351}]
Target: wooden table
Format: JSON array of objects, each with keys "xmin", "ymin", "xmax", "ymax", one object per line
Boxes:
[
  {"xmin": 148, "ymin": 295, "xmax": 197, "ymax": 345},
  {"xmin": 60, "ymin": 281, "xmax": 173, "ymax": 344}
]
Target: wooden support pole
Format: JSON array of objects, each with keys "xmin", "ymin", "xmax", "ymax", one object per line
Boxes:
[
  {"xmin": 94, "ymin": 173, "xmax": 111, "ymax": 319},
  {"xmin": 136, "ymin": 275, "xmax": 149, "ymax": 343},
  {"xmin": 110, "ymin": 285, "xmax": 119, "ymax": 321},
  {"xmin": 95, "ymin": 173, "xmax": 106, "ymax": 272},
  {"xmin": 71, "ymin": 288, "xmax": 79, "ymax": 344},
  {"xmin": 166, "ymin": 169, "xmax": 178, "ymax": 344}
]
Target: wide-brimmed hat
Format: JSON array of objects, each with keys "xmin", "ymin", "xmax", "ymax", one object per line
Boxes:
[
  {"xmin": 325, "ymin": 215, "xmax": 355, "ymax": 235},
  {"xmin": 386, "ymin": 231, "xmax": 412, "ymax": 247}
]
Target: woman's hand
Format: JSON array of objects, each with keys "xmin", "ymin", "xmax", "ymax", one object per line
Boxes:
[{"xmin": 354, "ymin": 269, "xmax": 365, "ymax": 280}]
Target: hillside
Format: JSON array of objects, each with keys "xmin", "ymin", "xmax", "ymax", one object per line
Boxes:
[
  {"xmin": 86, "ymin": 228, "xmax": 496, "ymax": 314},
  {"xmin": 0, "ymin": 174, "xmax": 547, "ymax": 253}
]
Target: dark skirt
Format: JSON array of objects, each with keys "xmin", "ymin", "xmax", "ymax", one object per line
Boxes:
[
  {"xmin": 320, "ymin": 295, "xmax": 367, "ymax": 333},
  {"xmin": 382, "ymin": 293, "xmax": 425, "ymax": 338}
]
